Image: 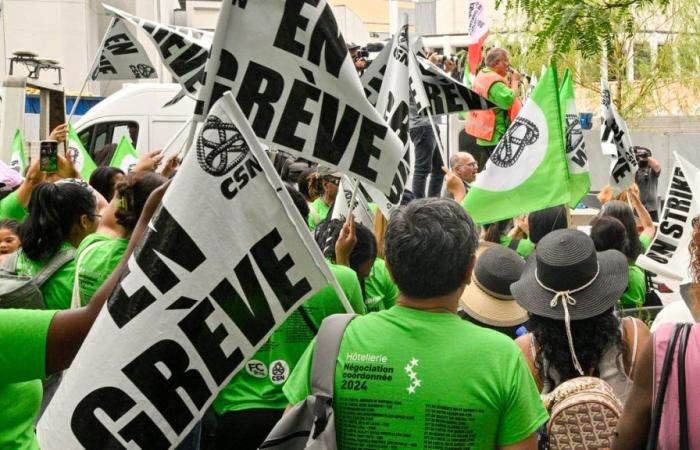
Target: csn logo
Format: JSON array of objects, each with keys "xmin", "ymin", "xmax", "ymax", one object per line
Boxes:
[{"xmin": 196, "ymin": 114, "xmax": 263, "ymax": 200}]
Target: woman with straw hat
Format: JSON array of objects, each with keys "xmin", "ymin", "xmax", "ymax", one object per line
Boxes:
[{"xmin": 511, "ymin": 229, "xmax": 650, "ymax": 401}]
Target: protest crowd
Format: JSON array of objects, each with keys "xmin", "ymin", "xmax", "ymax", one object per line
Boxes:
[{"xmin": 0, "ymin": 1, "xmax": 697, "ymax": 450}]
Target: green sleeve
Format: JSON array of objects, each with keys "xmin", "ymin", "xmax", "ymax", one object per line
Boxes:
[
  {"xmin": 0, "ymin": 191, "xmax": 27, "ymax": 221},
  {"xmin": 639, "ymin": 234, "xmax": 652, "ymax": 252},
  {"xmin": 0, "ymin": 309, "xmax": 57, "ymax": 384},
  {"xmin": 282, "ymin": 339, "xmax": 315, "ymax": 405},
  {"xmin": 486, "ymin": 81, "xmax": 516, "ymax": 110},
  {"xmin": 619, "ymin": 266, "xmax": 646, "ymax": 308},
  {"xmin": 516, "ymin": 239, "xmax": 536, "ymax": 258},
  {"xmin": 497, "ymin": 349, "xmax": 549, "ymax": 446}
]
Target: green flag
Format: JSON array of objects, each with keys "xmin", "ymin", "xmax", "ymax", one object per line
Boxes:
[
  {"xmin": 9, "ymin": 129, "xmax": 27, "ymax": 175},
  {"xmin": 462, "ymin": 65, "xmax": 570, "ymax": 224},
  {"xmin": 110, "ymin": 136, "xmax": 139, "ymax": 172},
  {"xmin": 559, "ymin": 69, "xmax": 590, "ymax": 207},
  {"xmin": 67, "ymin": 123, "xmax": 97, "ymax": 180}
]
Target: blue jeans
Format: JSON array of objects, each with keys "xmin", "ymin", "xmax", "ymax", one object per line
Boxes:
[{"xmin": 410, "ymin": 125, "xmax": 444, "ymax": 198}]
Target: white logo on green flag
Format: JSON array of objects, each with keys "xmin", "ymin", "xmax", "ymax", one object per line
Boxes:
[
  {"xmin": 110, "ymin": 136, "xmax": 139, "ymax": 172},
  {"xmin": 9, "ymin": 129, "xmax": 27, "ymax": 175},
  {"xmin": 559, "ymin": 69, "xmax": 590, "ymax": 206},
  {"xmin": 462, "ymin": 66, "xmax": 570, "ymax": 224},
  {"xmin": 67, "ymin": 124, "xmax": 97, "ymax": 180}
]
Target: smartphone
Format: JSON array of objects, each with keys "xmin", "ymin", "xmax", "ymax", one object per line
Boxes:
[{"xmin": 40, "ymin": 140, "xmax": 58, "ymax": 172}]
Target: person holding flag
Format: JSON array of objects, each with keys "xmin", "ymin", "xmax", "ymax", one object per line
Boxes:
[{"xmin": 465, "ymin": 48, "xmax": 523, "ymax": 169}]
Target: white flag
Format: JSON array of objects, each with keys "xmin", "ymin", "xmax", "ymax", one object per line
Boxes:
[
  {"xmin": 467, "ymin": 0, "xmax": 488, "ymax": 43},
  {"xmin": 195, "ymin": 0, "xmax": 406, "ymax": 198},
  {"xmin": 91, "ymin": 18, "xmax": 157, "ymax": 80},
  {"xmin": 360, "ymin": 36, "xmax": 394, "ymax": 107},
  {"xmin": 104, "ymin": 4, "xmax": 212, "ymax": 98},
  {"xmin": 636, "ymin": 152, "xmax": 700, "ymax": 281},
  {"xmin": 37, "ymin": 92, "xmax": 340, "ymax": 449},
  {"xmin": 600, "ymin": 79, "xmax": 637, "ymax": 193},
  {"xmin": 331, "ymin": 175, "xmax": 375, "ymax": 230}
]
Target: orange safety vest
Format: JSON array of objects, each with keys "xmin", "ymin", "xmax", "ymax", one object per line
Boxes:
[{"xmin": 465, "ymin": 71, "xmax": 522, "ymax": 141}]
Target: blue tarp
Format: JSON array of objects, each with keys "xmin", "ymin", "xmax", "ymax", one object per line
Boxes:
[{"xmin": 25, "ymin": 95, "xmax": 104, "ymax": 115}]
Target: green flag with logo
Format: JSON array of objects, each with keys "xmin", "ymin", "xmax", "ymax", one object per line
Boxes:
[
  {"xmin": 9, "ymin": 129, "xmax": 27, "ymax": 175},
  {"xmin": 559, "ymin": 69, "xmax": 590, "ymax": 207},
  {"xmin": 462, "ymin": 65, "xmax": 570, "ymax": 224},
  {"xmin": 67, "ymin": 123, "xmax": 97, "ymax": 180},
  {"xmin": 110, "ymin": 136, "xmax": 139, "ymax": 172}
]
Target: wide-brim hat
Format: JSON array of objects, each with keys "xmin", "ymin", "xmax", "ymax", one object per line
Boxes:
[
  {"xmin": 316, "ymin": 166, "xmax": 342, "ymax": 179},
  {"xmin": 461, "ymin": 246, "xmax": 528, "ymax": 327},
  {"xmin": 512, "ymin": 228, "xmax": 628, "ymax": 321}
]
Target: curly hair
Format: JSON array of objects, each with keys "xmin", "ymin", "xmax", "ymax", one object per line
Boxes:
[
  {"xmin": 528, "ymin": 310, "xmax": 626, "ymax": 383},
  {"xmin": 689, "ymin": 217, "xmax": 700, "ymax": 304},
  {"xmin": 600, "ymin": 200, "xmax": 643, "ymax": 262},
  {"xmin": 314, "ymin": 218, "xmax": 377, "ymax": 275}
]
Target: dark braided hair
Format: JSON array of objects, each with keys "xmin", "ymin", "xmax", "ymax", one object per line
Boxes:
[
  {"xmin": 528, "ymin": 309, "xmax": 626, "ymax": 383},
  {"xmin": 314, "ymin": 218, "xmax": 377, "ymax": 275}
]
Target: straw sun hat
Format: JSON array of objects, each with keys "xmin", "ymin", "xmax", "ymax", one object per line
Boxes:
[{"xmin": 461, "ymin": 246, "xmax": 528, "ymax": 327}]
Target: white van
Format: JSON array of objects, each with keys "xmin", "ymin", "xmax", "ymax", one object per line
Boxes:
[{"xmin": 74, "ymin": 83, "xmax": 195, "ymax": 157}]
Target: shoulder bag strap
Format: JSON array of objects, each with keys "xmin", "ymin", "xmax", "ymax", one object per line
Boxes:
[
  {"xmin": 678, "ymin": 324, "xmax": 691, "ymax": 450},
  {"xmin": 646, "ymin": 323, "xmax": 684, "ymax": 450},
  {"xmin": 310, "ymin": 313, "xmax": 357, "ymax": 397},
  {"xmin": 33, "ymin": 248, "xmax": 76, "ymax": 287},
  {"xmin": 70, "ymin": 241, "xmax": 106, "ymax": 309},
  {"xmin": 1, "ymin": 250, "xmax": 20, "ymax": 273}
]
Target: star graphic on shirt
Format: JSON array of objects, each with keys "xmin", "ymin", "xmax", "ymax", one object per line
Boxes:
[
  {"xmin": 410, "ymin": 358, "xmax": 419, "ymax": 366},
  {"xmin": 413, "ymin": 379, "xmax": 422, "ymax": 387},
  {"xmin": 404, "ymin": 364, "xmax": 412, "ymax": 373},
  {"xmin": 407, "ymin": 385, "xmax": 416, "ymax": 394},
  {"xmin": 409, "ymin": 372, "xmax": 418, "ymax": 380}
]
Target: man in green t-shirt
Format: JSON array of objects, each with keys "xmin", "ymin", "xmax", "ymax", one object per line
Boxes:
[{"xmin": 284, "ymin": 199, "xmax": 548, "ymax": 449}]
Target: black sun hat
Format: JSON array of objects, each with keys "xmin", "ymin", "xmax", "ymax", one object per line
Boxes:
[{"xmin": 511, "ymin": 228, "xmax": 628, "ymax": 375}]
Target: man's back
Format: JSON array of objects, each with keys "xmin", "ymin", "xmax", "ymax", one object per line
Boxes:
[{"xmin": 284, "ymin": 306, "xmax": 547, "ymax": 449}]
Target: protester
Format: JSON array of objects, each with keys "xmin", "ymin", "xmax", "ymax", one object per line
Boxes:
[
  {"xmin": 0, "ymin": 180, "xmax": 166, "ymax": 450},
  {"xmin": 443, "ymin": 151, "xmax": 478, "ymax": 199},
  {"xmin": 482, "ymin": 217, "xmax": 536, "ymax": 258},
  {"xmin": 347, "ymin": 42, "xmax": 368, "ymax": 73},
  {"xmin": 75, "ymin": 171, "xmax": 167, "ymax": 306},
  {"xmin": 296, "ymin": 167, "xmax": 317, "ymax": 203},
  {"xmin": 597, "ymin": 183, "xmax": 640, "ymax": 206},
  {"xmin": 307, "ymin": 167, "xmax": 339, "ymax": 230},
  {"xmin": 0, "ymin": 219, "xmax": 20, "ymax": 257},
  {"xmin": 512, "ymin": 229, "xmax": 650, "ymax": 402},
  {"xmin": 465, "ymin": 48, "xmax": 522, "ymax": 168},
  {"xmin": 459, "ymin": 246, "xmax": 528, "ymax": 338},
  {"xmin": 527, "ymin": 205, "xmax": 569, "ymax": 245},
  {"xmin": 88, "ymin": 166, "xmax": 125, "ymax": 201},
  {"xmin": 15, "ymin": 181, "xmax": 99, "ymax": 310},
  {"xmin": 634, "ymin": 146, "xmax": 661, "ymax": 222},
  {"xmin": 614, "ymin": 222, "xmax": 700, "ymax": 449},
  {"xmin": 284, "ymin": 198, "xmax": 548, "ymax": 449},
  {"xmin": 212, "ymin": 190, "xmax": 366, "ymax": 450},
  {"xmin": 590, "ymin": 216, "xmax": 645, "ymax": 308},
  {"xmin": 600, "ymin": 195, "xmax": 655, "ymax": 256},
  {"xmin": 314, "ymin": 218, "xmax": 377, "ymax": 282},
  {"xmin": 408, "ymin": 54, "xmax": 456, "ymax": 199}
]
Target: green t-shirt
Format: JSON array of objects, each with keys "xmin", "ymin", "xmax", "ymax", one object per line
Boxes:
[
  {"xmin": 640, "ymin": 234, "xmax": 652, "ymax": 252},
  {"xmin": 16, "ymin": 242, "xmax": 76, "ymax": 310},
  {"xmin": 476, "ymin": 68, "xmax": 517, "ymax": 147},
  {"xmin": 499, "ymin": 235, "xmax": 536, "ymax": 258},
  {"xmin": 212, "ymin": 263, "xmax": 367, "ymax": 414},
  {"xmin": 0, "ymin": 308, "xmax": 56, "ymax": 450},
  {"xmin": 363, "ymin": 258, "xmax": 399, "ymax": 312},
  {"xmin": 284, "ymin": 306, "xmax": 548, "ymax": 448},
  {"xmin": 620, "ymin": 265, "xmax": 646, "ymax": 309},
  {"xmin": 76, "ymin": 233, "xmax": 128, "ymax": 306},
  {"xmin": 307, "ymin": 198, "xmax": 331, "ymax": 230},
  {"xmin": 0, "ymin": 191, "xmax": 27, "ymax": 221}
]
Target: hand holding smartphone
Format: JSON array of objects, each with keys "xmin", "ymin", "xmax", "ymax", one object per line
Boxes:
[{"xmin": 40, "ymin": 140, "xmax": 58, "ymax": 172}]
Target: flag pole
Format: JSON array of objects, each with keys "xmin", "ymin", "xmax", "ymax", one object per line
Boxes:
[
  {"xmin": 66, "ymin": 17, "xmax": 116, "ymax": 126},
  {"xmin": 161, "ymin": 118, "xmax": 192, "ymax": 156},
  {"xmin": 346, "ymin": 178, "xmax": 360, "ymax": 224}
]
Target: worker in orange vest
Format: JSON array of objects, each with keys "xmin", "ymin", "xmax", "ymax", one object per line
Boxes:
[{"xmin": 465, "ymin": 48, "xmax": 522, "ymax": 169}]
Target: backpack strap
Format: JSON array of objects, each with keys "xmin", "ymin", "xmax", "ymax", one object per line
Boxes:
[
  {"xmin": 508, "ymin": 238, "xmax": 521, "ymax": 252},
  {"xmin": 677, "ymin": 323, "xmax": 691, "ymax": 450},
  {"xmin": 33, "ymin": 248, "xmax": 76, "ymax": 288},
  {"xmin": 311, "ymin": 313, "xmax": 357, "ymax": 397},
  {"xmin": 1, "ymin": 250, "xmax": 20, "ymax": 273},
  {"xmin": 70, "ymin": 240, "xmax": 107, "ymax": 309}
]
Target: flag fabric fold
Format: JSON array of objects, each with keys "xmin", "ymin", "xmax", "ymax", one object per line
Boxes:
[
  {"xmin": 67, "ymin": 124, "xmax": 97, "ymax": 180},
  {"xmin": 9, "ymin": 129, "xmax": 27, "ymax": 175},
  {"xmin": 462, "ymin": 66, "xmax": 570, "ymax": 224},
  {"xmin": 600, "ymin": 79, "xmax": 638, "ymax": 193},
  {"xmin": 559, "ymin": 69, "xmax": 590, "ymax": 206},
  {"xmin": 90, "ymin": 17, "xmax": 158, "ymax": 81},
  {"xmin": 109, "ymin": 136, "xmax": 140, "ymax": 172}
]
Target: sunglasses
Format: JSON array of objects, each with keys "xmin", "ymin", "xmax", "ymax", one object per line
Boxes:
[{"xmin": 323, "ymin": 176, "xmax": 340, "ymax": 185}]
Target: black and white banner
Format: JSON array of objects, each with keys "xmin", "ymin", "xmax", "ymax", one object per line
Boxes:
[
  {"xmin": 600, "ymin": 79, "xmax": 638, "ymax": 193},
  {"xmin": 104, "ymin": 4, "xmax": 212, "ymax": 98},
  {"xmin": 411, "ymin": 52, "xmax": 494, "ymax": 116},
  {"xmin": 636, "ymin": 152, "xmax": 700, "ymax": 281},
  {"xmin": 331, "ymin": 175, "xmax": 375, "ymax": 230},
  {"xmin": 195, "ymin": 0, "xmax": 406, "ymax": 198},
  {"xmin": 360, "ymin": 36, "xmax": 393, "ymax": 107},
  {"xmin": 37, "ymin": 93, "xmax": 343, "ymax": 449},
  {"xmin": 91, "ymin": 18, "xmax": 157, "ymax": 81}
]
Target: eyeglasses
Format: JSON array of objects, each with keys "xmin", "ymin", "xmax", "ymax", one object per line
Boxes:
[
  {"xmin": 454, "ymin": 162, "xmax": 478, "ymax": 169},
  {"xmin": 323, "ymin": 177, "xmax": 340, "ymax": 185}
]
